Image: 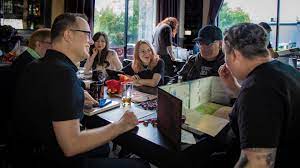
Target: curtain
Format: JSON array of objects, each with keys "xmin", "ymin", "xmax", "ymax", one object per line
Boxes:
[
  {"xmin": 156, "ymin": 0, "xmax": 180, "ymax": 44},
  {"xmin": 208, "ymin": 0, "xmax": 224, "ymax": 25},
  {"xmin": 64, "ymin": 0, "xmax": 95, "ymax": 33},
  {"xmin": 156, "ymin": 0, "xmax": 180, "ymax": 24}
]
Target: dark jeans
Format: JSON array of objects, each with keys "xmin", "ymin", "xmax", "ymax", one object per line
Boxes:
[
  {"xmin": 80, "ymin": 146, "xmax": 150, "ymax": 168},
  {"xmin": 161, "ymin": 54, "xmax": 175, "ymax": 77},
  {"xmin": 80, "ymin": 116, "xmax": 150, "ymax": 168},
  {"xmin": 169, "ymin": 126, "xmax": 240, "ymax": 168}
]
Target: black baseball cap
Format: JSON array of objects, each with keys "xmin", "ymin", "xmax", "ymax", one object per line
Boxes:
[{"xmin": 193, "ymin": 25, "xmax": 223, "ymax": 45}]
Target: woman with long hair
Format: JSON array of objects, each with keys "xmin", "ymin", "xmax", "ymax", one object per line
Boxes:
[
  {"xmin": 122, "ymin": 40, "xmax": 165, "ymax": 87},
  {"xmin": 84, "ymin": 32, "xmax": 122, "ymax": 74},
  {"xmin": 152, "ymin": 17, "xmax": 179, "ymax": 77}
]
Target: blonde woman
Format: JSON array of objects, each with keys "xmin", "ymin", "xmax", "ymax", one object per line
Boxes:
[{"xmin": 122, "ymin": 40, "xmax": 165, "ymax": 87}]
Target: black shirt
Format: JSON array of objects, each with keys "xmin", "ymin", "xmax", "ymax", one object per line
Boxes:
[
  {"xmin": 14, "ymin": 49, "xmax": 85, "ymax": 167},
  {"xmin": 11, "ymin": 49, "xmax": 35, "ymax": 79},
  {"xmin": 122, "ymin": 59, "xmax": 165, "ymax": 86},
  {"xmin": 177, "ymin": 51, "xmax": 225, "ymax": 81},
  {"xmin": 152, "ymin": 23, "xmax": 172, "ymax": 56},
  {"xmin": 229, "ymin": 60, "xmax": 300, "ymax": 167}
]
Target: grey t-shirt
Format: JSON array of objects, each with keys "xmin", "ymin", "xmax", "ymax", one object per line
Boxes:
[{"xmin": 152, "ymin": 23, "xmax": 172, "ymax": 56}]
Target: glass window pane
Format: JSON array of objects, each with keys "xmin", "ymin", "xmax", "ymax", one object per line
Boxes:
[
  {"xmin": 278, "ymin": 0, "xmax": 300, "ymax": 50},
  {"xmin": 94, "ymin": 0, "xmax": 126, "ymax": 59},
  {"xmin": 1, "ymin": 0, "xmax": 43, "ymax": 30},
  {"xmin": 127, "ymin": 0, "xmax": 156, "ymax": 59},
  {"xmin": 219, "ymin": 0, "xmax": 277, "ymax": 48}
]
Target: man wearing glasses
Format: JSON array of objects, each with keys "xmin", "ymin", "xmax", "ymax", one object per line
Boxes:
[
  {"xmin": 11, "ymin": 28, "xmax": 51, "ymax": 79},
  {"xmin": 13, "ymin": 13, "xmax": 149, "ymax": 168},
  {"xmin": 177, "ymin": 25, "xmax": 224, "ymax": 81}
]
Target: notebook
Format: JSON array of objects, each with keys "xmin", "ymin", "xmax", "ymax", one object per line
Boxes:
[{"xmin": 83, "ymin": 100, "xmax": 120, "ymax": 116}]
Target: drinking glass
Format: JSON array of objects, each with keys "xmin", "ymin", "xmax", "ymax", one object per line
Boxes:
[{"xmin": 121, "ymin": 82, "xmax": 133, "ymax": 107}]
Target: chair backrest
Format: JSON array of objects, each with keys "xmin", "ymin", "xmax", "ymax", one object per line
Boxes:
[{"xmin": 122, "ymin": 59, "xmax": 132, "ymax": 67}]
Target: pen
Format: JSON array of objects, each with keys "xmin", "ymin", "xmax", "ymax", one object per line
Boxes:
[{"xmin": 138, "ymin": 118, "xmax": 157, "ymax": 123}]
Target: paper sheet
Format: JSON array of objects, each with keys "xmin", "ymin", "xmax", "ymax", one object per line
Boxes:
[
  {"xmin": 181, "ymin": 129, "xmax": 196, "ymax": 144},
  {"xmin": 185, "ymin": 112, "xmax": 229, "ymax": 137},
  {"xmin": 98, "ymin": 105, "xmax": 155, "ymax": 122}
]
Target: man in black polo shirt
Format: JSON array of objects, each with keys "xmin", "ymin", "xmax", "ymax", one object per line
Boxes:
[
  {"xmin": 14, "ymin": 13, "xmax": 149, "ymax": 168},
  {"xmin": 177, "ymin": 25, "xmax": 224, "ymax": 81},
  {"xmin": 219, "ymin": 23, "xmax": 300, "ymax": 167}
]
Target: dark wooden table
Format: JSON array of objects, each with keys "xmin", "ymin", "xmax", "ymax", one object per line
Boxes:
[{"xmin": 84, "ymin": 86, "xmax": 178, "ymax": 167}]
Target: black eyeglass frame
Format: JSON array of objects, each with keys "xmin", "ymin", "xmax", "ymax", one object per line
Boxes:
[{"xmin": 69, "ymin": 29, "xmax": 91, "ymax": 39}]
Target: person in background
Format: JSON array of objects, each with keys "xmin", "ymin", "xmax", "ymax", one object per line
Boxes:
[
  {"xmin": 152, "ymin": 17, "xmax": 178, "ymax": 77},
  {"xmin": 177, "ymin": 25, "xmax": 224, "ymax": 81},
  {"xmin": 0, "ymin": 25, "xmax": 24, "ymax": 63},
  {"xmin": 258, "ymin": 22, "xmax": 279, "ymax": 58},
  {"xmin": 11, "ymin": 28, "xmax": 51, "ymax": 78},
  {"xmin": 219, "ymin": 23, "xmax": 300, "ymax": 167},
  {"xmin": 13, "ymin": 13, "xmax": 150, "ymax": 168},
  {"xmin": 122, "ymin": 40, "xmax": 165, "ymax": 87},
  {"xmin": 83, "ymin": 32, "xmax": 122, "ymax": 75}
]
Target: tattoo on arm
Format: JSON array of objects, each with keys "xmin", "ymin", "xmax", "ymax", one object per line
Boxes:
[
  {"xmin": 235, "ymin": 148, "xmax": 277, "ymax": 168},
  {"xmin": 235, "ymin": 151, "xmax": 248, "ymax": 167}
]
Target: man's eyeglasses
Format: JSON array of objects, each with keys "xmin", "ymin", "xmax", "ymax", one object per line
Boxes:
[
  {"xmin": 196, "ymin": 41, "xmax": 217, "ymax": 48},
  {"xmin": 70, "ymin": 29, "xmax": 91, "ymax": 39},
  {"xmin": 40, "ymin": 41, "xmax": 51, "ymax": 45}
]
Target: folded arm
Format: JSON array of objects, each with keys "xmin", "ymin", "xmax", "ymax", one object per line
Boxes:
[
  {"xmin": 235, "ymin": 148, "xmax": 277, "ymax": 168},
  {"xmin": 133, "ymin": 73, "xmax": 161, "ymax": 87}
]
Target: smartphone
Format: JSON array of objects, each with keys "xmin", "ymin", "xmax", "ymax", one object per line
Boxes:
[{"xmin": 99, "ymin": 98, "xmax": 112, "ymax": 108}]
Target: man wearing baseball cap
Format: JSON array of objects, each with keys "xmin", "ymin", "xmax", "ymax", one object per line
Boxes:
[{"xmin": 177, "ymin": 25, "xmax": 224, "ymax": 81}]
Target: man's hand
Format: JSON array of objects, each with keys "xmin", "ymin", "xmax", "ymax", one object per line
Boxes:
[
  {"xmin": 84, "ymin": 90, "xmax": 98, "ymax": 106},
  {"xmin": 218, "ymin": 64, "xmax": 241, "ymax": 97},
  {"xmin": 116, "ymin": 111, "xmax": 138, "ymax": 133}
]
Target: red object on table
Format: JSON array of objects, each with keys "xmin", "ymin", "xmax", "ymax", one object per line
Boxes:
[{"xmin": 105, "ymin": 79, "xmax": 122, "ymax": 94}]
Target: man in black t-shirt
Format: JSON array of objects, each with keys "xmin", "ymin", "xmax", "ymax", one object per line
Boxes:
[
  {"xmin": 177, "ymin": 25, "xmax": 224, "ymax": 81},
  {"xmin": 219, "ymin": 23, "xmax": 300, "ymax": 167},
  {"xmin": 13, "ymin": 13, "xmax": 149, "ymax": 168}
]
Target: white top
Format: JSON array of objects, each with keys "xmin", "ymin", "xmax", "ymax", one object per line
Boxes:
[{"xmin": 95, "ymin": 50, "xmax": 123, "ymax": 74}]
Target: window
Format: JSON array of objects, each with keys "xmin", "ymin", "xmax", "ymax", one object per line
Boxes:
[
  {"xmin": 219, "ymin": 0, "xmax": 300, "ymax": 51},
  {"xmin": 94, "ymin": 0, "xmax": 126, "ymax": 52},
  {"xmin": 0, "ymin": 0, "xmax": 47, "ymax": 29},
  {"xmin": 278, "ymin": 0, "xmax": 300, "ymax": 50},
  {"xmin": 127, "ymin": 0, "xmax": 156, "ymax": 59},
  {"xmin": 219, "ymin": 0, "xmax": 277, "ymax": 48},
  {"xmin": 94, "ymin": 0, "xmax": 156, "ymax": 59}
]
